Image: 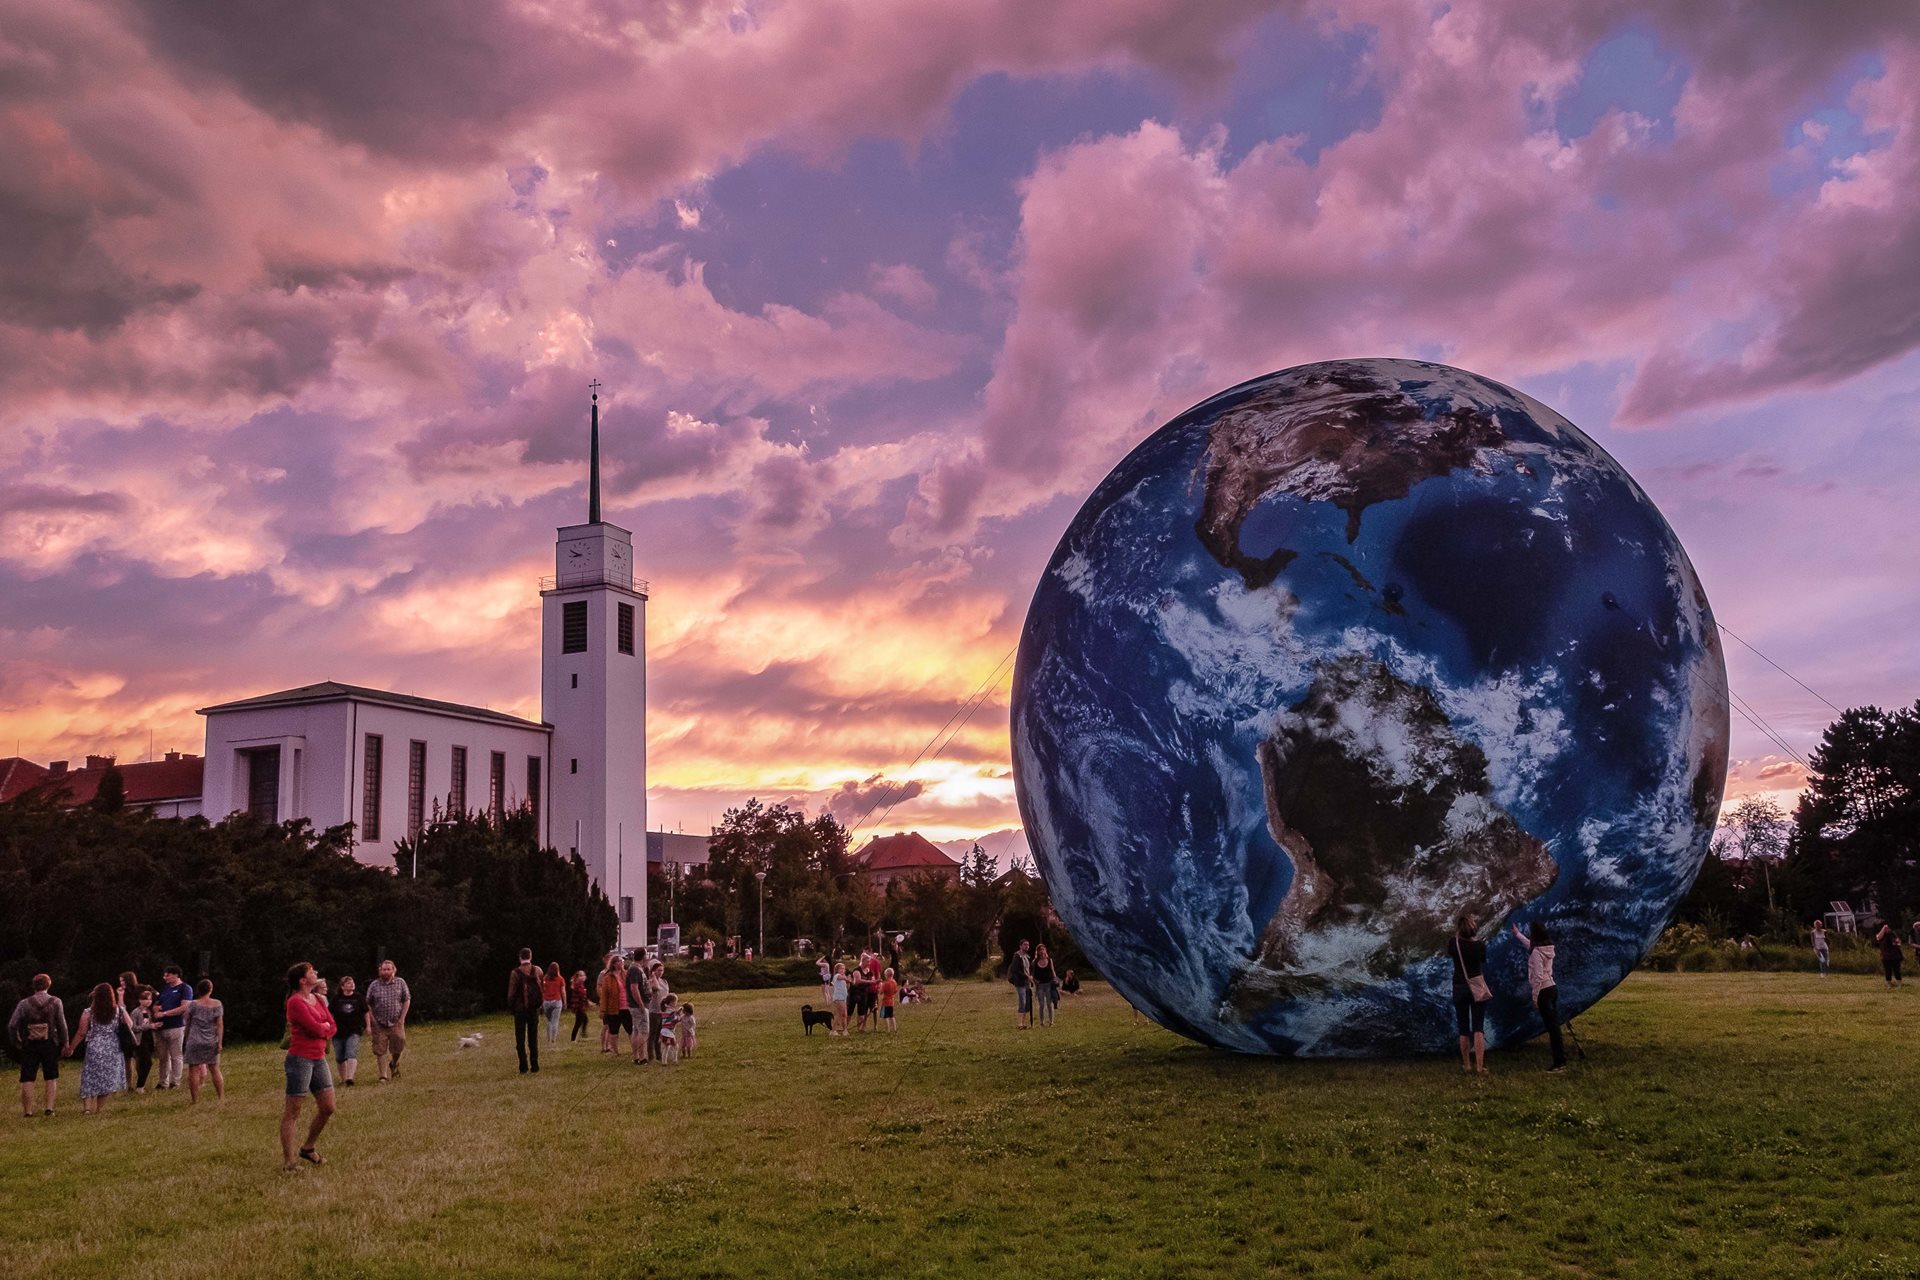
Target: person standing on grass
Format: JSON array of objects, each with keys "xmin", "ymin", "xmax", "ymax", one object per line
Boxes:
[
  {"xmin": 182, "ymin": 978, "xmax": 226, "ymax": 1102},
  {"xmin": 541, "ymin": 962, "xmax": 566, "ymax": 1044},
  {"xmin": 11, "ymin": 973, "xmax": 68, "ymax": 1118},
  {"xmin": 117, "ymin": 970, "xmax": 141, "ymax": 1089},
  {"xmin": 1451, "ymin": 914, "xmax": 1491, "ymax": 1075},
  {"xmin": 625, "ymin": 955, "xmax": 651, "ymax": 1063},
  {"xmin": 831, "ymin": 962, "xmax": 849, "ymax": 1036},
  {"xmin": 1874, "ymin": 922, "xmax": 1903, "ymax": 988},
  {"xmin": 818, "ymin": 955, "xmax": 832, "ymax": 1002},
  {"xmin": 282, "ymin": 962, "xmax": 337, "ymax": 1169},
  {"xmin": 1510, "ymin": 922, "xmax": 1566, "ymax": 1072},
  {"xmin": 1811, "ymin": 920, "xmax": 1830, "ymax": 977},
  {"xmin": 153, "ymin": 965, "xmax": 194, "ymax": 1090},
  {"xmin": 645, "ymin": 962, "xmax": 671, "ymax": 1064},
  {"xmin": 1032, "ymin": 944, "xmax": 1060, "ymax": 1027},
  {"xmin": 879, "ymin": 968, "xmax": 899, "ymax": 1033},
  {"xmin": 366, "ymin": 959, "xmax": 411, "ymax": 1081},
  {"xmin": 567, "ymin": 969, "xmax": 591, "ymax": 1044},
  {"xmin": 508, "ymin": 948, "xmax": 543, "ymax": 1075},
  {"xmin": 126, "ymin": 986, "xmax": 159, "ymax": 1093},
  {"xmin": 328, "ymin": 975, "xmax": 368, "ymax": 1087},
  {"xmin": 67, "ymin": 983, "xmax": 129, "ymax": 1115},
  {"xmin": 1008, "ymin": 940, "xmax": 1034, "ymax": 1029},
  {"xmin": 598, "ymin": 955, "xmax": 629, "ymax": 1054}
]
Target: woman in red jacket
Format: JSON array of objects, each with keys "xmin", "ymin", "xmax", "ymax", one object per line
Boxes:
[{"xmin": 282, "ymin": 961, "xmax": 338, "ymax": 1170}]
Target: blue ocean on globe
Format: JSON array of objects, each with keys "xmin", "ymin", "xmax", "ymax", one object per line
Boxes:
[{"xmin": 1012, "ymin": 359, "xmax": 1731, "ymax": 1056}]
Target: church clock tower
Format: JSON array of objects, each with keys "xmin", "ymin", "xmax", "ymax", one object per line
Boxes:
[{"xmin": 542, "ymin": 385, "xmax": 647, "ymax": 948}]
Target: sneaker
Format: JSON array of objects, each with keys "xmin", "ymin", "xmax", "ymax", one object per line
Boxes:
[{"xmin": 1547, "ymin": 1065, "xmax": 1567, "ymax": 1074}]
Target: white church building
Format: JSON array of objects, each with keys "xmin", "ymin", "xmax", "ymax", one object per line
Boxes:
[{"xmin": 197, "ymin": 389, "xmax": 650, "ymax": 946}]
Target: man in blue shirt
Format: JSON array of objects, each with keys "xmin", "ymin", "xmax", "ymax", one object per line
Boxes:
[{"xmin": 153, "ymin": 965, "xmax": 194, "ymax": 1089}]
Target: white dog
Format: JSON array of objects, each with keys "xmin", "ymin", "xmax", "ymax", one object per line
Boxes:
[{"xmin": 456, "ymin": 1032, "xmax": 484, "ymax": 1049}]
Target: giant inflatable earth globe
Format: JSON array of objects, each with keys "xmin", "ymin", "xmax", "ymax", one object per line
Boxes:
[{"xmin": 1012, "ymin": 359, "xmax": 1730, "ymax": 1056}]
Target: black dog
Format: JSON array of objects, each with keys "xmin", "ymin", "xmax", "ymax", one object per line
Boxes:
[{"xmin": 801, "ymin": 1004, "xmax": 836, "ymax": 1035}]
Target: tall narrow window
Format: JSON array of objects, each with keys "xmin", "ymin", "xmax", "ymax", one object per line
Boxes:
[
  {"xmin": 562, "ymin": 601, "xmax": 588, "ymax": 654},
  {"xmin": 246, "ymin": 746, "xmax": 280, "ymax": 823},
  {"xmin": 362, "ymin": 734, "xmax": 383, "ymax": 842},
  {"xmin": 407, "ymin": 740, "xmax": 427, "ymax": 839},
  {"xmin": 489, "ymin": 751, "xmax": 506, "ymax": 823},
  {"xmin": 526, "ymin": 756, "xmax": 541, "ymax": 817},
  {"xmin": 620, "ymin": 896, "xmax": 634, "ymax": 924},
  {"xmin": 617, "ymin": 602, "xmax": 635, "ymax": 655},
  {"xmin": 450, "ymin": 745, "xmax": 467, "ymax": 814}
]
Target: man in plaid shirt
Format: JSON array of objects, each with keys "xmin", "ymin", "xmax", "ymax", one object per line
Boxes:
[{"xmin": 366, "ymin": 959, "xmax": 411, "ymax": 1081}]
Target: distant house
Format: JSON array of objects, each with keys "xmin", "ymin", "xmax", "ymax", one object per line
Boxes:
[
  {"xmin": 647, "ymin": 829, "xmax": 712, "ymax": 873},
  {"xmin": 851, "ymin": 831, "xmax": 963, "ymax": 891},
  {"xmin": 0, "ymin": 752, "xmax": 205, "ymax": 818}
]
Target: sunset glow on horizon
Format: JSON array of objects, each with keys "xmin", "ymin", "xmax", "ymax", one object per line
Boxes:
[{"xmin": 4, "ymin": 0, "xmax": 1917, "ymax": 849}]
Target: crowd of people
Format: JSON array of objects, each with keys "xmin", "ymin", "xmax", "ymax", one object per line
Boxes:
[
  {"xmin": 818, "ymin": 947, "xmax": 922, "ymax": 1036},
  {"xmin": 9, "ymin": 967, "xmax": 231, "ymax": 1118}
]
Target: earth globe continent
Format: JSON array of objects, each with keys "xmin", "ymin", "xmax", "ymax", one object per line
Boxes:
[{"xmin": 1011, "ymin": 358, "xmax": 1730, "ymax": 1057}]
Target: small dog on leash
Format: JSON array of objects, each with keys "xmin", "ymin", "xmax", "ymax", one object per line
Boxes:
[
  {"xmin": 457, "ymin": 1032, "xmax": 485, "ymax": 1049},
  {"xmin": 800, "ymin": 1005, "xmax": 836, "ymax": 1035}
]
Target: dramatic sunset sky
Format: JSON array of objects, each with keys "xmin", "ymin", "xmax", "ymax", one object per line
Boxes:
[{"xmin": 3, "ymin": 0, "xmax": 1916, "ymax": 852}]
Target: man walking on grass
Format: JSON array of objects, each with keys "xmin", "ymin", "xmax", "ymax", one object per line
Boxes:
[
  {"xmin": 508, "ymin": 948, "xmax": 543, "ymax": 1074},
  {"xmin": 153, "ymin": 965, "xmax": 194, "ymax": 1089},
  {"xmin": 10, "ymin": 974, "xmax": 67, "ymax": 1117},
  {"xmin": 1008, "ymin": 939, "xmax": 1034, "ymax": 1029},
  {"xmin": 367, "ymin": 958, "xmax": 411, "ymax": 1081}
]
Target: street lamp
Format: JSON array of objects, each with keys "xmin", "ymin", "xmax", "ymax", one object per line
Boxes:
[
  {"xmin": 667, "ymin": 860, "xmax": 679, "ymax": 923},
  {"xmin": 755, "ymin": 870, "xmax": 768, "ymax": 960}
]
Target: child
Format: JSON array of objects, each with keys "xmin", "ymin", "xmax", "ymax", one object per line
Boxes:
[
  {"xmin": 879, "ymin": 967, "xmax": 899, "ymax": 1033},
  {"xmin": 831, "ymin": 963, "xmax": 849, "ymax": 1036},
  {"xmin": 657, "ymin": 995, "xmax": 681, "ymax": 1063},
  {"xmin": 677, "ymin": 1002, "xmax": 696, "ymax": 1060}
]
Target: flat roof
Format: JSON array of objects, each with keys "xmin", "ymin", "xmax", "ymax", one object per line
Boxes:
[{"xmin": 198, "ymin": 681, "xmax": 550, "ymax": 732}]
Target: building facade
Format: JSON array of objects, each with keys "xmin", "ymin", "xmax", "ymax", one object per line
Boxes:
[{"xmin": 199, "ymin": 683, "xmax": 551, "ymax": 867}]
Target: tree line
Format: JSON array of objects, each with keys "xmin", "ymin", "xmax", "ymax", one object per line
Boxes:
[
  {"xmin": 648, "ymin": 798, "xmax": 1084, "ymax": 977},
  {"xmin": 0, "ymin": 792, "xmax": 616, "ymax": 1042},
  {"xmin": 1677, "ymin": 699, "xmax": 1920, "ymax": 939}
]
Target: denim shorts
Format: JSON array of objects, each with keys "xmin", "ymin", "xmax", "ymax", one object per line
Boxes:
[
  {"xmin": 1016, "ymin": 986, "xmax": 1032, "ymax": 1013},
  {"xmin": 334, "ymin": 1033, "xmax": 360, "ymax": 1062},
  {"xmin": 285, "ymin": 1053, "xmax": 335, "ymax": 1097}
]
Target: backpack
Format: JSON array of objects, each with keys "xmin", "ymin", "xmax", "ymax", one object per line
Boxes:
[{"xmin": 20, "ymin": 994, "xmax": 55, "ymax": 1042}]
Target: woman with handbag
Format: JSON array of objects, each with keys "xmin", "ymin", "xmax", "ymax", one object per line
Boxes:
[{"xmin": 1450, "ymin": 914, "xmax": 1492, "ymax": 1076}]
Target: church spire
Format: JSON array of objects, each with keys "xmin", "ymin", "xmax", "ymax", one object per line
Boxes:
[{"xmin": 588, "ymin": 380, "xmax": 602, "ymax": 524}]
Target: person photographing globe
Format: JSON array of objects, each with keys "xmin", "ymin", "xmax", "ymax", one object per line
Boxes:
[{"xmin": 1450, "ymin": 914, "xmax": 1491, "ymax": 1076}]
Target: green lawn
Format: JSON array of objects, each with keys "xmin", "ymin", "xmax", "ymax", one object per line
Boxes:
[{"xmin": 7, "ymin": 973, "xmax": 1918, "ymax": 1279}]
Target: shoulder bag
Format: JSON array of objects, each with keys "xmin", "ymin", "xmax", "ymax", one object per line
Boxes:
[{"xmin": 1455, "ymin": 937, "xmax": 1492, "ymax": 1003}]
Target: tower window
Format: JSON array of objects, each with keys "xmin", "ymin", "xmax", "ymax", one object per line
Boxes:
[
  {"xmin": 570, "ymin": 758, "xmax": 578, "ymax": 775},
  {"xmin": 563, "ymin": 601, "xmax": 588, "ymax": 654},
  {"xmin": 489, "ymin": 751, "xmax": 506, "ymax": 822},
  {"xmin": 620, "ymin": 896, "xmax": 634, "ymax": 924},
  {"xmin": 527, "ymin": 756, "xmax": 541, "ymax": 816},
  {"xmin": 617, "ymin": 602, "xmax": 635, "ymax": 655},
  {"xmin": 570, "ymin": 673, "xmax": 578, "ymax": 689},
  {"xmin": 450, "ymin": 745, "xmax": 467, "ymax": 813},
  {"xmin": 362, "ymin": 735, "xmax": 383, "ymax": 842},
  {"xmin": 407, "ymin": 740, "xmax": 427, "ymax": 839}
]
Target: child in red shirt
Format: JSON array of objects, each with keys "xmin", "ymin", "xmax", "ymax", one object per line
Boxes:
[{"xmin": 878, "ymin": 968, "xmax": 900, "ymax": 1033}]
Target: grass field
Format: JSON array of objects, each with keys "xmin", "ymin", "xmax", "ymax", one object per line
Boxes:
[{"xmin": 7, "ymin": 973, "xmax": 1919, "ymax": 1279}]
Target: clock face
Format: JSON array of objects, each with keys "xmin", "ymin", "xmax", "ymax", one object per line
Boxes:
[
  {"xmin": 567, "ymin": 543, "xmax": 587, "ymax": 560},
  {"xmin": 611, "ymin": 545, "xmax": 626, "ymax": 563}
]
